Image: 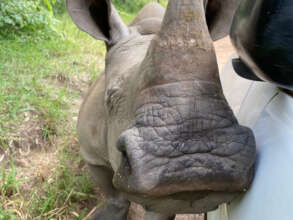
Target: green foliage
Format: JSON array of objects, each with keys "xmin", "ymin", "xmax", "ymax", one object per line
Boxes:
[
  {"xmin": 113, "ymin": 0, "xmax": 168, "ymax": 13},
  {"xmin": 41, "ymin": 0, "xmax": 66, "ymax": 15},
  {"xmin": 52, "ymin": 0, "xmax": 67, "ymax": 15},
  {"xmin": 113, "ymin": 0, "xmax": 168, "ymax": 24},
  {"xmin": 0, "ymin": 0, "xmax": 58, "ymax": 39},
  {"xmin": 113, "ymin": 0, "xmax": 148, "ymax": 13},
  {"xmin": 42, "ymin": 0, "xmax": 56, "ymax": 12}
]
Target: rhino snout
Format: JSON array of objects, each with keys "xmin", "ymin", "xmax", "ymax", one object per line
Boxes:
[{"xmin": 114, "ymin": 122, "xmax": 256, "ymax": 198}]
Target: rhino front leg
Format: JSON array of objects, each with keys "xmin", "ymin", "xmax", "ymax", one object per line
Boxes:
[
  {"xmin": 144, "ymin": 211, "xmax": 176, "ymax": 220},
  {"xmin": 88, "ymin": 164, "xmax": 130, "ymax": 220}
]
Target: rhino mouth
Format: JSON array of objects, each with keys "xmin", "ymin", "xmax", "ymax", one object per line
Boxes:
[{"xmin": 113, "ymin": 81, "xmax": 256, "ymax": 197}]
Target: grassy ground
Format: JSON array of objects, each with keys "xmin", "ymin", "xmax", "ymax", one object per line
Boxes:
[
  {"xmin": 0, "ymin": 14, "xmax": 105, "ymax": 219},
  {"xmin": 0, "ymin": 1, "xmax": 167, "ymax": 219}
]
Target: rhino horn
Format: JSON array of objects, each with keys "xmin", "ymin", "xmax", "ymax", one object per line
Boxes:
[
  {"xmin": 158, "ymin": 0, "xmax": 212, "ymax": 50},
  {"xmin": 140, "ymin": 0, "xmax": 218, "ymax": 88}
]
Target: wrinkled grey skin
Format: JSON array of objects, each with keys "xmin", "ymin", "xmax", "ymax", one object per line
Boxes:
[{"xmin": 67, "ymin": 0, "xmax": 256, "ymax": 219}]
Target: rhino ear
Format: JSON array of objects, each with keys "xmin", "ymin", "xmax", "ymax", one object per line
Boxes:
[
  {"xmin": 66, "ymin": 0, "xmax": 129, "ymax": 46},
  {"xmin": 205, "ymin": 0, "xmax": 240, "ymax": 41}
]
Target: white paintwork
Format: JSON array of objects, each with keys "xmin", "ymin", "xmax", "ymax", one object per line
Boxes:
[{"xmin": 208, "ymin": 58, "xmax": 293, "ymax": 220}]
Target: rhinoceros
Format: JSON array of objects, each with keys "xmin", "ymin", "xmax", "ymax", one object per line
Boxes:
[{"xmin": 66, "ymin": 0, "xmax": 256, "ymax": 219}]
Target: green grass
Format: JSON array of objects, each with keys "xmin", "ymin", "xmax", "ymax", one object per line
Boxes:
[
  {"xmin": 0, "ymin": 15, "xmax": 105, "ymax": 137},
  {"xmin": 0, "ymin": 209, "xmax": 18, "ymax": 220},
  {"xmin": 115, "ymin": 0, "xmax": 168, "ymax": 23},
  {"xmin": 0, "ymin": 13, "xmax": 105, "ymax": 219},
  {"xmin": 0, "ymin": 1, "xmax": 168, "ymax": 218},
  {"xmin": 0, "ymin": 158, "xmax": 20, "ymax": 197},
  {"xmin": 113, "ymin": 0, "xmax": 168, "ymax": 14},
  {"xmin": 0, "ymin": 159, "xmax": 20, "ymax": 220},
  {"xmin": 30, "ymin": 144, "xmax": 97, "ymax": 219}
]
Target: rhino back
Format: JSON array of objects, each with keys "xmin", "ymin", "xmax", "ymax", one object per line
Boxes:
[{"xmin": 129, "ymin": 2, "xmax": 165, "ymax": 27}]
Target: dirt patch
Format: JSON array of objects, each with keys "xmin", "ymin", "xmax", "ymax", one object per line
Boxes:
[
  {"xmin": 128, "ymin": 203, "xmax": 205, "ymax": 220},
  {"xmin": 16, "ymin": 150, "xmax": 57, "ymax": 192},
  {"xmin": 0, "ymin": 111, "xmax": 53, "ymax": 165},
  {"xmin": 50, "ymin": 72, "xmax": 91, "ymax": 96}
]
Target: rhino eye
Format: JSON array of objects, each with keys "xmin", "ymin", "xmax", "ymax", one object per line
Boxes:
[{"xmin": 105, "ymin": 88, "xmax": 122, "ymax": 114}]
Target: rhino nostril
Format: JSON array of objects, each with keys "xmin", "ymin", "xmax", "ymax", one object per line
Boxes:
[
  {"xmin": 116, "ymin": 135, "xmax": 126, "ymax": 152},
  {"xmin": 117, "ymin": 136, "xmax": 132, "ymax": 174},
  {"xmin": 121, "ymin": 149, "xmax": 131, "ymax": 174}
]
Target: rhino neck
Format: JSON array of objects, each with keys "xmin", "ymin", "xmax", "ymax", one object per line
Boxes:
[{"xmin": 140, "ymin": 0, "xmax": 219, "ymax": 88}]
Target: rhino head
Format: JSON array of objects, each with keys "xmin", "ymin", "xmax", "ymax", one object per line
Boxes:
[{"xmin": 68, "ymin": 0, "xmax": 255, "ymax": 213}]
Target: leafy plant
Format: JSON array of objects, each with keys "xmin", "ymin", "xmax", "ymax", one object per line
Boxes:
[{"xmin": 0, "ymin": 0, "xmax": 58, "ymax": 39}]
